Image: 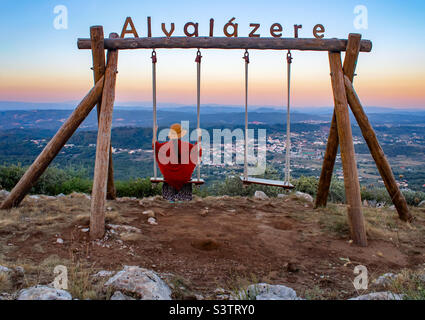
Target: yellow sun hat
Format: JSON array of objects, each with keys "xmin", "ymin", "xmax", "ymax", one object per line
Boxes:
[{"xmin": 168, "ymin": 123, "xmax": 188, "ymax": 139}]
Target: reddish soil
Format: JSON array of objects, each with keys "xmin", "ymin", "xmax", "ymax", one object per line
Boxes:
[{"xmin": 2, "ymin": 195, "xmax": 425, "ymax": 299}]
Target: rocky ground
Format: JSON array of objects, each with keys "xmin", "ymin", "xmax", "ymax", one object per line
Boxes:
[{"xmin": 0, "ymin": 190, "xmax": 425, "ymax": 300}]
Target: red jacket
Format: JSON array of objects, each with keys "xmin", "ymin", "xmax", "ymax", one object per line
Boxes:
[{"xmin": 153, "ymin": 140, "xmax": 202, "ymax": 190}]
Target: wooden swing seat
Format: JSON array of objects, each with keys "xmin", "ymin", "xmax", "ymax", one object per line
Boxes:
[
  {"xmin": 240, "ymin": 176, "xmax": 295, "ymax": 189},
  {"xmin": 150, "ymin": 177, "xmax": 205, "ymax": 185}
]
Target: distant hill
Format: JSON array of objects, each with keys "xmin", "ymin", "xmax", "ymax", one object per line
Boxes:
[{"xmin": 0, "ymin": 102, "xmax": 424, "ymax": 130}]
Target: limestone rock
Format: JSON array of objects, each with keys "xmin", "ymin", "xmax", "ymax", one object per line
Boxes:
[
  {"xmin": 372, "ymin": 273, "xmax": 398, "ymax": 287},
  {"xmin": 295, "ymin": 192, "xmax": 314, "ymax": 203},
  {"xmin": 254, "ymin": 191, "xmax": 269, "ymax": 200},
  {"xmin": 349, "ymin": 291, "xmax": 404, "ymax": 300},
  {"xmin": 234, "ymin": 283, "xmax": 301, "ymax": 300},
  {"xmin": 17, "ymin": 285, "xmax": 72, "ymax": 300},
  {"xmin": 110, "ymin": 291, "xmax": 135, "ymax": 300},
  {"xmin": 104, "ymin": 266, "xmax": 172, "ymax": 300}
]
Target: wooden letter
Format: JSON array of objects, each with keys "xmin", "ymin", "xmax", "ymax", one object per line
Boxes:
[
  {"xmin": 249, "ymin": 23, "xmax": 261, "ymax": 38},
  {"xmin": 313, "ymin": 24, "xmax": 325, "ymax": 39},
  {"xmin": 224, "ymin": 17, "xmax": 238, "ymax": 37},
  {"xmin": 162, "ymin": 23, "xmax": 175, "ymax": 38},
  {"xmin": 120, "ymin": 17, "xmax": 139, "ymax": 38},
  {"xmin": 270, "ymin": 23, "xmax": 283, "ymax": 38},
  {"xmin": 294, "ymin": 24, "xmax": 302, "ymax": 38},
  {"xmin": 147, "ymin": 16, "xmax": 152, "ymax": 38},
  {"xmin": 184, "ymin": 22, "xmax": 199, "ymax": 37},
  {"xmin": 209, "ymin": 19, "xmax": 215, "ymax": 37},
  {"xmin": 329, "ymin": 51, "xmax": 367, "ymax": 247}
]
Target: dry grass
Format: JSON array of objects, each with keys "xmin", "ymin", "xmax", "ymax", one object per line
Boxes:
[
  {"xmin": 386, "ymin": 269, "xmax": 425, "ymax": 300},
  {"xmin": 1, "ymin": 193, "xmax": 425, "ymax": 300}
]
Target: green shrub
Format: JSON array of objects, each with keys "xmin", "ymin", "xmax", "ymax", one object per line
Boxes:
[{"xmin": 115, "ymin": 178, "xmax": 161, "ymax": 198}]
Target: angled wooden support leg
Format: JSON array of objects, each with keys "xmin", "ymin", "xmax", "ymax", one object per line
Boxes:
[
  {"xmin": 0, "ymin": 77, "xmax": 105, "ymax": 210},
  {"xmin": 91, "ymin": 27, "xmax": 116, "ymax": 200},
  {"xmin": 329, "ymin": 51, "xmax": 367, "ymax": 247},
  {"xmin": 315, "ymin": 34, "xmax": 362, "ymax": 208},
  {"xmin": 315, "ymin": 112, "xmax": 339, "ymax": 208},
  {"xmin": 344, "ymin": 77, "xmax": 412, "ymax": 222},
  {"xmin": 90, "ymin": 33, "xmax": 119, "ymax": 240}
]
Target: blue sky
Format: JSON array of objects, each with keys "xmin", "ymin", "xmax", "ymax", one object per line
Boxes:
[{"xmin": 0, "ymin": 0, "xmax": 424, "ymax": 108}]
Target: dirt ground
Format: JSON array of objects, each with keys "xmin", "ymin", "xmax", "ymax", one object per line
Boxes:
[{"xmin": 1, "ymin": 193, "xmax": 425, "ymax": 300}]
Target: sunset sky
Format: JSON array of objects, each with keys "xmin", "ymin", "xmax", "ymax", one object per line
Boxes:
[{"xmin": 1, "ymin": 0, "xmax": 424, "ymax": 109}]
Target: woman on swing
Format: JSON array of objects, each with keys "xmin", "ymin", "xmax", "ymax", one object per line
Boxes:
[{"xmin": 152, "ymin": 123, "xmax": 202, "ymax": 202}]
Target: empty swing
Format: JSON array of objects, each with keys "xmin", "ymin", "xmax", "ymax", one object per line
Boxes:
[
  {"xmin": 150, "ymin": 49, "xmax": 205, "ymax": 185},
  {"xmin": 240, "ymin": 50, "xmax": 295, "ymax": 189}
]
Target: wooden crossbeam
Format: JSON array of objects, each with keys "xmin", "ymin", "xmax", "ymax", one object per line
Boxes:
[{"xmin": 78, "ymin": 36, "xmax": 373, "ymax": 52}]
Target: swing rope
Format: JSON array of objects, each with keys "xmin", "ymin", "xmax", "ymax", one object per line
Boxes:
[
  {"xmin": 152, "ymin": 50, "xmax": 158, "ymax": 181},
  {"xmin": 243, "ymin": 50, "xmax": 250, "ymax": 180},
  {"xmin": 285, "ymin": 50, "xmax": 293, "ymax": 185},
  {"xmin": 195, "ymin": 49, "xmax": 202, "ymax": 182}
]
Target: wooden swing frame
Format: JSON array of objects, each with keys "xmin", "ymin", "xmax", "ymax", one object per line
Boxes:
[{"xmin": 0, "ymin": 26, "xmax": 413, "ymax": 247}]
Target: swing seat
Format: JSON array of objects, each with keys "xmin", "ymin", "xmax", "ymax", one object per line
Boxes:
[
  {"xmin": 150, "ymin": 177, "xmax": 205, "ymax": 185},
  {"xmin": 240, "ymin": 176, "xmax": 295, "ymax": 189}
]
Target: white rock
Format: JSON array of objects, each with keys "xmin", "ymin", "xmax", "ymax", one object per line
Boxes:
[
  {"xmin": 29, "ymin": 195, "xmax": 40, "ymax": 200},
  {"xmin": 81, "ymin": 228, "xmax": 90, "ymax": 233},
  {"xmin": 373, "ymin": 273, "xmax": 398, "ymax": 287},
  {"xmin": 418, "ymin": 200, "xmax": 425, "ymax": 208},
  {"xmin": 349, "ymin": 292, "xmax": 404, "ymax": 300},
  {"xmin": 92, "ymin": 270, "xmax": 115, "ymax": 278},
  {"xmin": 104, "ymin": 266, "xmax": 172, "ymax": 300},
  {"xmin": 254, "ymin": 191, "xmax": 269, "ymax": 200},
  {"xmin": 234, "ymin": 283, "xmax": 301, "ymax": 300},
  {"xmin": 0, "ymin": 293, "xmax": 13, "ymax": 300},
  {"xmin": 0, "ymin": 190, "xmax": 10, "ymax": 197},
  {"xmin": 57, "ymin": 193, "xmax": 66, "ymax": 198},
  {"xmin": 148, "ymin": 218, "xmax": 158, "ymax": 225},
  {"xmin": 278, "ymin": 194, "xmax": 289, "ymax": 199},
  {"xmin": 110, "ymin": 291, "xmax": 135, "ymax": 300},
  {"xmin": 17, "ymin": 285, "xmax": 72, "ymax": 300},
  {"xmin": 295, "ymin": 192, "xmax": 314, "ymax": 203},
  {"xmin": 0, "ymin": 266, "xmax": 11, "ymax": 274},
  {"xmin": 56, "ymin": 238, "xmax": 64, "ymax": 244},
  {"xmin": 107, "ymin": 224, "xmax": 142, "ymax": 234}
]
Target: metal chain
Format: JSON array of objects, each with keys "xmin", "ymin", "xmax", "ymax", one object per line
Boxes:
[
  {"xmin": 243, "ymin": 50, "xmax": 250, "ymax": 180},
  {"xmin": 152, "ymin": 50, "xmax": 158, "ymax": 180},
  {"xmin": 285, "ymin": 50, "xmax": 293, "ymax": 184},
  {"xmin": 196, "ymin": 49, "xmax": 202, "ymax": 182}
]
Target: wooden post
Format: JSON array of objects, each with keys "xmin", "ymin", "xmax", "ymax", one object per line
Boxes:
[
  {"xmin": 90, "ymin": 33, "xmax": 119, "ymax": 239},
  {"xmin": 329, "ymin": 51, "xmax": 367, "ymax": 247},
  {"xmin": 91, "ymin": 26, "xmax": 116, "ymax": 200},
  {"xmin": 344, "ymin": 76, "xmax": 413, "ymax": 222},
  {"xmin": 315, "ymin": 34, "xmax": 362, "ymax": 208},
  {"xmin": 315, "ymin": 112, "xmax": 339, "ymax": 208},
  {"xmin": 0, "ymin": 77, "xmax": 105, "ymax": 210}
]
